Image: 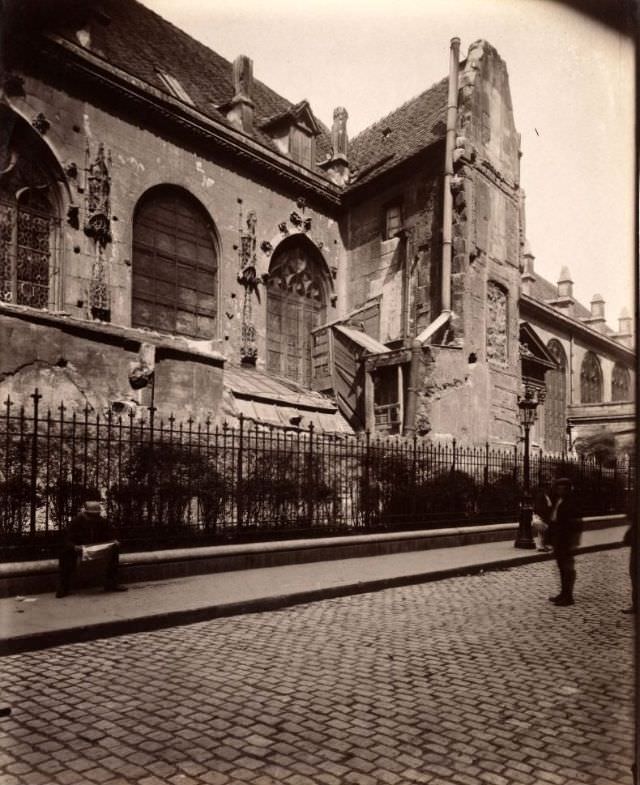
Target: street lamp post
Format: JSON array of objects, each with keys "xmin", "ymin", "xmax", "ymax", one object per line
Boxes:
[{"xmin": 515, "ymin": 387, "xmax": 544, "ymax": 549}]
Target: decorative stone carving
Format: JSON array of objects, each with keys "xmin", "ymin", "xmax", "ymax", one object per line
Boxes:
[
  {"xmin": 32, "ymin": 113, "xmax": 50, "ymax": 135},
  {"xmin": 66, "ymin": 205, "xmax": 80, "ymax": 229},
  {"xmin": 84, "ymin": 143, "xmax": 112, "ymax": 250},
  {"xmin": 289, "ymin": 211, "xmax": 302, "ymax": 228},
  {"xmin": 237, "ymin": 207, "xmax": 259, "ymax": 364},
  {"xmin": 260, "ymin": 240, "xmax": 273, "ymax": 255},
  {"xmin": 278, "ymin": 221, "xmax": 289, "ymax": 235},
  {"xmin": 486, "ymin": 281, "xmax": 508, "ymax": 364}
]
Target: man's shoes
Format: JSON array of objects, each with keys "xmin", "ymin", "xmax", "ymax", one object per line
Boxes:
[
  {"xmin": 548, "ymin": 594, "xmax": 563, "ymax": 603},
  {"xmin": 55, "ymin": 588, "xmax": 70, "ymax": 598},
  {"xmin": 537, "ymin": 546, "xmax": 552, "ymax": 552},
  {"xmin": 104, "ymin": 585, "xmax": 128, "ymax": 593},
  {"xmin": 551, "ymin": 596, "xmax": 574, "ymax": 606}
]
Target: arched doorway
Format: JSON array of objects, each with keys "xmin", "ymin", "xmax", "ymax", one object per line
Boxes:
[
  {"xmin": 544, "ymin": 339, "xmax": 567, "ymax": 453},
  {"xmin": 266, "ymin": 237, "xmax": 328, "ymax": 386},
  {"xmin": 132, "ymin": 186, "xmax": 218, "ymax": 339}
]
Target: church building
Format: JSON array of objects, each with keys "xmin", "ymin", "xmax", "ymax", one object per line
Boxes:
[{"xmin": 0, "ymin": 0, "xmax": 634, "ymax": 452}]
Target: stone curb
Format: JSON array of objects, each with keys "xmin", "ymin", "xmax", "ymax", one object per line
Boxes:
[{"xmin": 0, "ymin": 539, "xmax": 624, "ymax": 657}]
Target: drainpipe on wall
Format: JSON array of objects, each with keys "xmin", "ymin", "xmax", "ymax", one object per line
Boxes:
[
  {"xmin": 441, "ymin": 36, "xmax": 460, "ymax": 313},
  {"xmin": 404, "ymin": 37, "xmax": 460, "ymax": 437}
]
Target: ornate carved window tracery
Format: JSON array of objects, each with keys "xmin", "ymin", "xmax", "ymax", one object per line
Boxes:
[
  {"xmin": 266, "ymin": 240, "xmax": 327, "ymax": 386},
  {"xmin": 132, "ymin": 187, "xmax": 218, "ymax": 339},
  {"xmin": 580, "ymin": 351, "xmax": 603, "ymax": 404},
  {"xmin": 612, "ymin": 363, "xmax": 631, "ymax": 402},
  {"xmin": 0, "ymin": 114, "xmax": 59, "ymax": 309},
  {"xmin": 544, "ymin": 339, "xmax": 567, "ymax": 454}
]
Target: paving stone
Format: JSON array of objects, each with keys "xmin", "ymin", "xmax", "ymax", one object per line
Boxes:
[{"xmin": 0, "ymin": 550, "xmax": 633, "ymax": 785}]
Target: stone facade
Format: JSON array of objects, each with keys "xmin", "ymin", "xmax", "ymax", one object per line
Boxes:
[{"xmin": 0, "ymin": 4, "xmax": 634, "ymax": 446}]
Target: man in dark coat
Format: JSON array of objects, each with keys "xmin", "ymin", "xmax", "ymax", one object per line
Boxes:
[
  {"xmin": 548, "ymin": 477, "xmax": 581, "ymax": 607},
  {"xmin": 57, "ymin": 494, "xmax": 127, "ymax": 598}
]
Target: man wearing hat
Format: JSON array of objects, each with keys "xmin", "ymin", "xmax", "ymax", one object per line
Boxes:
[
  {"xmin": 57, "ymin": 492, "xmax": 127, "ymax": 598},
  {"xmin": 548, "ymin": 477, "xmax": 581, "ymax": 606}
]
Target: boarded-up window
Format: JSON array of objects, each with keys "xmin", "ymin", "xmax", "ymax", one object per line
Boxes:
[
  {"xmin": 267, "ymin": 240, "xmax": 326, "ymax": 386},
  {"xmin": 544, "ymin": 339, "xmax": 567, "ymax": 453},
  {"xmin": 486, "ymin": 281, "xmax": 508, "ymax": 364},
  {"xmin": 289, "ymin": 126, "xmax": 314, "ymax": 168},
  {"xmin": 132, "ymin": 187, "xmax": 217, "ymax": 339},
  {"xmin": 580, "ymin": 351, "xmax": 603, "ymax": 403},
  {"xmin": 612, "ymin": 363, "xmax": 631, "ymax": 402}
]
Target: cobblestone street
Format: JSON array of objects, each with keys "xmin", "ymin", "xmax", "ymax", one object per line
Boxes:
[{"xmin": 0, "ymin": 549, "xmax": 634, "ymax": 785}]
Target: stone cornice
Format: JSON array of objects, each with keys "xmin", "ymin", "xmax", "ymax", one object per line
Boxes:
[
  {"xmin": 520, "ymin": 294, "xmax": 635, "ymax": 363},
  {"xmin": 37, "ymin": 35, "xmax": 342, "ymax": 210}
]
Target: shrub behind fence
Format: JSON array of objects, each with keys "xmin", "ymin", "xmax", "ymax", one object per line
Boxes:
[{"xmin": 0, "ymin": 389, "xmax": 632, "ymax": 553}]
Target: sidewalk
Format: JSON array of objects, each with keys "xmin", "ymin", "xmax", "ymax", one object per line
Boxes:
[{"xmin": 0, "ymin": 524, "xmax": 627, "ymax": 655}]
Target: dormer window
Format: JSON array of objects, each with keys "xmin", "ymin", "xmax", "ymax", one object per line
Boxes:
[
  {"xmin": 156, "ymin": 71, "xmax": 195, "ymax": 106},
  {"xmin": 261, "ymin": 101, "xmax": 320, "ymax": 169}
]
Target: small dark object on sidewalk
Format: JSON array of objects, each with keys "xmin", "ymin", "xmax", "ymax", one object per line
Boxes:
[{"xmin": 0, "ymin": 706, "xmax": 12, "ymax": 717}]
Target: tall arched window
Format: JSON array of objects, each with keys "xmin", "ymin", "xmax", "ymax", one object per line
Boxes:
[
  {"xmin": 580, "ymin": 351, "xmax": 603, "ymax": 403},
  {"xmin": 266, "ymin": 237, "xmax": 327, "ymax": 386},
  {"xmin": 544, "ymin": 339, "xmax": 567, "ymax": 453},
  {"xmin": 612, "ymin": 363, "xmax": 631, "ymax": 402},
  {"xmin": 0, "ymin": 110, "xmax": 61, "ymax": 309},
  {"xmin": 132, "ymin": 187, "xmax": 218, "ymax": 339}
]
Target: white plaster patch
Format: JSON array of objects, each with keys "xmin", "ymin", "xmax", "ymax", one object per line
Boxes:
[
  {"xmin": 83, "ymin": 114, "xmax": 92, "ymax": 137},
  {"xmin": 195, "ymin": 160, "xmax": 204, "ymax": 173},
  {"xmin": 76, "ymin": 29, "xmax": 91, "ymax": 48},
  {"xmin": 203, "ymin": 177, "xmax": 215, "ymax": 189}
]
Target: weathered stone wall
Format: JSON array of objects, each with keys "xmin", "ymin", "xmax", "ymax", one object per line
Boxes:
[
  {"xmin": 343, "ymin": 159, "xmax": 442, "ymax": 343},
  {"xmin": 4, "ymin": 68, "xmax": 345, "ymax": 385},
  {"xmin": 417, "ymin": 40, "xmax": 523, "ymax": 446},
  {"xmin": 0, "ymin": 306, "xmax": 224, "ymax": 422}
]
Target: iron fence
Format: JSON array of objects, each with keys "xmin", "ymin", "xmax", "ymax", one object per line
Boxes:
[{"xmin": 0, "ymin": 388, "xmax": 633, "ymax": 556}]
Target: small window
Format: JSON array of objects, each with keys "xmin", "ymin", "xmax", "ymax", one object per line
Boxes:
[
  {"xmin": 384, "ymin": 202, "xmax": 403, "ymax": 240},
  {"xmin": 156, "ymin": 71, "xmax": 195, "ymax": 106},
  {"xmin": 580, "ymin": 351, "xmax": 603, "ymax": 403}
]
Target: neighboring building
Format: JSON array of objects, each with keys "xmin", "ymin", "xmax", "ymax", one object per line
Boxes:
[{"xmin": 0, "ymin": 0, "xmax": 634, "ymax": 447}]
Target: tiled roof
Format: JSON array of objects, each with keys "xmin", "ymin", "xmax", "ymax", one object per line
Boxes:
[
  {"xmin": 348, "ymin": 77, "xmax": 449, "ymax": 188},
  {"xmin": 49, "ymin": 0, "xmax": 332, "ymax": 174}
]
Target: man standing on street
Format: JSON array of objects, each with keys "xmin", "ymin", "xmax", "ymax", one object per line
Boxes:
[{"xmin": 548, "ymin": 477, "xmax": 581, "ymax": 607}]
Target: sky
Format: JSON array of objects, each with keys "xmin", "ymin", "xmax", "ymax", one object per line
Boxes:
[{"xmin": 141, "ymin": 0, "xmax": 636, "ymax": 328}]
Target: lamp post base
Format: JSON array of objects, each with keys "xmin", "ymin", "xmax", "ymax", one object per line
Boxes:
[{"xmin": 514, "ymin": 503, "xmax": 536, "ymax": 549}]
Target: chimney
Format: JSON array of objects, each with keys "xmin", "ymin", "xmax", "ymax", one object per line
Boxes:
[
  {"xmin": 584, "ymin": 293, "xmax": 606, "ymax": 332},
  {"xmin": 320, "ymin": 106, "xmax": 350, "ymax": 186},
  {"xmin": 557, "ymin": 266, "xmax": 573, "ymax": 299},
  {"xmin": 520, "ymin": 241, "xmax": 535, "ymax": 296},
  {"xmin": 227, "ymin": 55, "xmax": 254, "ymax": 134},
  {"xmin": 616, "ymin": 306, "xmax": 633, "ymax": 347}
]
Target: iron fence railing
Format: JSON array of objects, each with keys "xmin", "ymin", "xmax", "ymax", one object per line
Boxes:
[{"xmin": 0, "ymin": 388, "xmax": 633, "ymax": 555}]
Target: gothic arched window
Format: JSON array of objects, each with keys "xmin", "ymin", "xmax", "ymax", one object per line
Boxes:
[
  {"xmin": 544, "ymin": 339, "xmax": 567, "ymax": 453},
  {"xmin": 266, "ymin": 238, "xmax": 328, "ymax": 386},
  {"xmin": 612, "ymin": 363, "xmax": 631, "ymax": 402},
  {"xmin": 580, "ymin": 351, "xmax": 603, "ymax": 403},
  {"xmin": 0, "ymin": 111, "xmax": 61, "ymax": 309},
  {"xmin": 132, "ymin": 187, "xmax": 218, "ymax": 339}
]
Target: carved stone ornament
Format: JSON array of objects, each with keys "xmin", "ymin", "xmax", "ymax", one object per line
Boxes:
[
  {"xmin": 486, "ymin": 281, "xmax": 508, "ymax": 364},
  {"xmin": 303, "ymin": 217, "xmax": 312, "ymax": 232},
  {"xmin": 289, "ymin": 211, "xmax": 302, "ymax": 228},
  {"xmin": 66, "ymin": 205, "xmax": 80, "ymax": 229},
  {"xmin": 237, "ymin": 207, "xmax": 260, "ymax": 363},
  {"xmin": 278, "ymin": 221, "xmax": 289, "ymax": 235},
  {"xmin": 32, "ymin": 113, "xmax": 50, "ymax": 135},
  {"xmin": 260, "ymin": 240, "xmax": 273, "ymax": 255},
  {"xmin": 83, "ymin": 143, "xmax": 112, "ymax": 250}
]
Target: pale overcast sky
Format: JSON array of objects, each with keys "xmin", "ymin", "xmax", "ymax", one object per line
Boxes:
[{"xmin": 141, "ymin": 0, "xmax": 635, "ymax": 329}]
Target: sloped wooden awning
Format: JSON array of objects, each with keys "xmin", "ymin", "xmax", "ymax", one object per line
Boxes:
[{"xmin": 520, "ymin": 322, "xmax": 558, "ymax": 389}]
